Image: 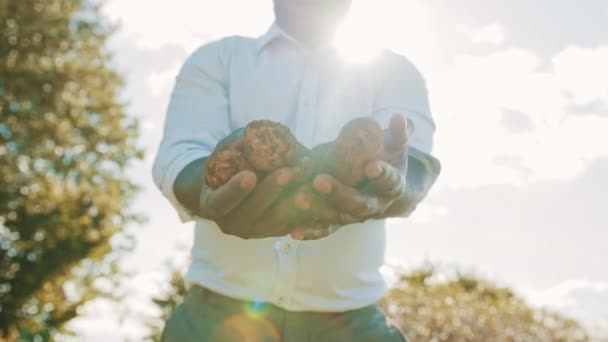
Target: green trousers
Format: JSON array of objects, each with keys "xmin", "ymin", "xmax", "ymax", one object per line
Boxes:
[{"xmin": 161, "ymin": 285, "xmax": 407, "ymax": 342}]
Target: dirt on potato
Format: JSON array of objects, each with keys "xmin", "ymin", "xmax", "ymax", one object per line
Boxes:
[
  {"xmin": 204, "ymin": 117, "xmax": 383, "ymax": 190},
  {"xmin": 204, "ymin": 149, "xmax": 252, "ymax": 190},
  {"xmin": 241, "ymin": 120, "xmax": 298, "ymax": 172},
  {"xmin": 204, "ymin": 120, "xmax": 299, "ymax": 189}
]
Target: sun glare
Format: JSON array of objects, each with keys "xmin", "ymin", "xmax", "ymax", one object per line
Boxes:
[
  {"xmin": 334, "ymin": 6, "xmax": 383, "ymax": 64},
  {"xmin": 335, "ymin": 0, "xmax": 435, "ymax": 65}
]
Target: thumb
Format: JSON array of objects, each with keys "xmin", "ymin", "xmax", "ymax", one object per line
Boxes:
[{"xmin": 385, "ymin": 114, "xmax": 409, "ymax": 151}]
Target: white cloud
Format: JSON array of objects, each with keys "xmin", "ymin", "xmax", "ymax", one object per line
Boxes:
[
  {"xmin": 400, "ymin": 203, "xmax": 449, "ymax": 225},
  {"xmin": 429, "ymin": 46, "xmax": 608, "ymax": 189},
  {"xmin": 532, "ymin": 279, "xmax": 608, "ymax": 307},
  {"xmin": 461, "ymin": 23, "xmax": 506, "ymax": 45},
  {"xmin": 63, "ymin": 269, "xmax": 191, "ymax": 341},
  {"xmin": 553, "ymin": 46, "xmax": 608, "ymax": 104},
  {"xmin": 523, "ymin": 279, "xmax": 608, "ymax": 337},
  {"xmin": 63, "ymin": 298, "xmax": 148, "ymax": 342},
  {"xmin": 147, "ymin": 61, "xmax": 181, "ymax": 96}
]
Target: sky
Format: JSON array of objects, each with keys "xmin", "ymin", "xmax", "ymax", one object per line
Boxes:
[{"xmin": 64, "ymin": 0, "xmax": 608, "ymax": 340}]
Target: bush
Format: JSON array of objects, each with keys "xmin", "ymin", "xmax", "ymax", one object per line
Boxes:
[{"xmin": 380, "ymin": 266, "xmax": 589, "ymax": 341}]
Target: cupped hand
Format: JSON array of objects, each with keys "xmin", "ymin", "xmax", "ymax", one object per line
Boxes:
[
  {"xmin": 201, "ymin": 156, "xmax": 320, "ymax": 239},
  {"xmin": 310, "ymin": 114, "xmax": 410, "ymax": 224}
]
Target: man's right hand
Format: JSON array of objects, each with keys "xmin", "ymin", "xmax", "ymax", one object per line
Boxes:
[
  {"xmin": 174, "ymin": 126, "xmax": 315, "ymax": 239},
  {"xmin": 201, "ymin": 161, "xmax": 310, "ymax": 239}
]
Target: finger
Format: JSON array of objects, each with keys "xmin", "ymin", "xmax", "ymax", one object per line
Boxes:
[
  {"xmin": 290, "ymin": 227, "xmax": 307, "ymax": 240},
  {"xmin": 300, "ymin": 224, "xmax": 345, "ymax": 241},
  {"xmin": 302, "ymin": 229, "xmax": 330, "ymax": 241},
  {"xmin": 364, "ymin": 160, "xmax": 406, "ymax": 198},
  {"xmin": 292, "ymin": 185, "xmax": 361, "ymax": 226},
  {"xmin": 305, "ymin": 191, "xmax": 361, "ymax": 225},
  {"xmin": 244, "ymin": 188, "xmax": 313, "ymax": 238},
  {"xmin": 385, "ymin": 114, "xmax": 409, "ymax": 151},
  {"xmin": 290, "ymin": 156, "xmax": 315, "ymax": 187},
  {"xmin": 216, "ymin": 159, "xmax": 312, "ymax": 236},
  {"xmin": 291, "ymin": 224, "xmax": 331, "ymax": 241},
  {"xmin": 312, "ymin": 174, "xmax": 380, "ymax": 217},
  {"xmin": 200, "ymin": 170, "xmax": 257, "ymax": 218},
  {"xmin": 293, "ymin": 189, "xmax": 312, "ymax": 210},
  {"xmin": 229, "ymin": 167, "xmax": 299, "ymax": 222}
]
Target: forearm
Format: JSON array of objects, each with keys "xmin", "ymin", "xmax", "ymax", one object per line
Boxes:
[
  {"xmin": 173, "ymin": 157, "xmax": 207, "ymax": 216},
  {"xmin": 172, "ymin": 127, "xmax": 249, "ymax": 217}
]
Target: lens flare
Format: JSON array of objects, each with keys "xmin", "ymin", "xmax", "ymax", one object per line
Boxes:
[
  {"xmin": 211, "ymin": 309, "xmax": 281, "ymax": 342},
  {"xmin": 246, "ymin": 299, "xmax": 268, "ymax": 318}
]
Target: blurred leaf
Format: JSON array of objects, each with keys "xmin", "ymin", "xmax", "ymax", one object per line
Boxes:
[
  {"xmin": 143, "ymin": 268, "xmax": 187, "ymax": 342},
  {"xmin": 0, "ymin": 0, "xmax": 142, "ymax": 340},
  {"xmin": 380, "ymin": 266, "xmax": 590, "ymax": 342}
]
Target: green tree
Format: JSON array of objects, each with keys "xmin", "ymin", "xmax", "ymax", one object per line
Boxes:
[
  {"xmin": 144, "ymin": 269, "xmax": 188, "ymax": 342},
  {"xmin": 146, "ymin": 264, "xmax": 591, "ymax": 342},
  {"xmin": 0, "ymin": 0, "xmax": 142, "ymax": 339}
]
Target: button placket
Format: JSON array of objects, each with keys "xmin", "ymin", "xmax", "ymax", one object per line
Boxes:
[
  {"xmin": 295, "ymin": 60, "xmax": 319, "ymax": 147},
  {"xmin": 272, "ymin": 237, "xmax": 301, "ymax": 307},
  {"xmin": 302, "ymin": 98, "xmax": 311, "ymax": 109}
]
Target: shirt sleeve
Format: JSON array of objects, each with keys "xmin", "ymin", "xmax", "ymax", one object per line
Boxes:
[
  {"xmin": 372, "ymin": 52, "xmax": 441, "ymax": 217},
  {"xmin": 151, "ymin": 39, "xmax": 233, "ymax": 223},
  {"xmin": 372, "ymin": 52, "xmax": 435, "ymax": 154}
]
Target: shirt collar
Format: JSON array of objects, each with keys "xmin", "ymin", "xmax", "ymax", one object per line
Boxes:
[
  {"xmin": 256, "ymin": 23, "xmax": 291, "ymax": 54},
  {"xmin": 256, "ymin": 22, "xmax": 333, "ymax": 55}
]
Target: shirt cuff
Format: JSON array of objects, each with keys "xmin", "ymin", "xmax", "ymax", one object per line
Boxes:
[
  {"xmin": 154, "ymin": 150, "xmax": 211, "ymax": 223},
  {"xmin": 398, "ymin": 147, "xmax": 441, "ymax": 218},
  {"xmin": 408, "ymin": 146, "xmax": 441, "ymax": 180}
]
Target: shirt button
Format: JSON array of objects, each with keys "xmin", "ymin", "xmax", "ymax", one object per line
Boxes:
[
  {"xmin": 277, "ymin": 296, "xmax": 286, "ymax": 304},
  {"xmin": 281, "ymin": 243, "xmax": 291, "ymax": 254}
]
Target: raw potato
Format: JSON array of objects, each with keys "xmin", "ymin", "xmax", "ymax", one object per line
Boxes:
[
  {"xmin": 204, "ymin": 117, "xmax": 383, "ymax": 190},
  {"xmin": 204, "ymin": 149, "xmax": 251, "ymax": 190},
  {"xmin": 241, "ymin": 120, "xmax": 298, "ymax": 172},
  {"xmin": 314, "ymin": 117, "xmax": 384, "ymax": 186},
  {"xmin": 204, "ymin": 120, "xmax": 299, "ymax": 189}
]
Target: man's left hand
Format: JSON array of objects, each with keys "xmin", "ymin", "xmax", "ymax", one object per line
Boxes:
[{"xmin": 292, "ymin": 114, "xmax": 410, "ymax": 240}]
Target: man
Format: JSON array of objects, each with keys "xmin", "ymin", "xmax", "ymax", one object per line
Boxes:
[{"xmin": 152, "ymin": 0, "xmax": 440, "ymax": 340}]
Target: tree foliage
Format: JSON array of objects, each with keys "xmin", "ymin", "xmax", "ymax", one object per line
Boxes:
[
  {"xmin": 144, "ymin": 270, "xmax": 187, "ymax": 342},
  {"xmin": 379, "ymin": 266, "xmax": 589, "ymax": 342},
  {"xmin": 0, "ymin": 0, "xmax": 142, "ymax": 339},
  {"xmin": 147, "ymin": 265, "xmax": 591, "ymax": 342}
]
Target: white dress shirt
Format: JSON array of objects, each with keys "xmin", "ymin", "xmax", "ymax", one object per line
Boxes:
[{"xmin": 152, "ymin": 24, "xmax": 438, "ymax": 312}]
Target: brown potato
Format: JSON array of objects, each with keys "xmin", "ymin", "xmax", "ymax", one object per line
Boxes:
[
  {"xmin": 204, "ymin": 120, "xmax": 300, "ymax": 189},
  {"xmin": 241, "ymin": 120, "xmax": 299, "ymax": 172},
  {"xmin": 205, "ymin": 118, "xmax": 383, "ymax": 190},
  {"xmin": 313, "ymin": 117, "xmax": 384, "ymax": 186},
  {"xmin": 204, "ymin": 149, "xmax": 251, "ymax": 190}
]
